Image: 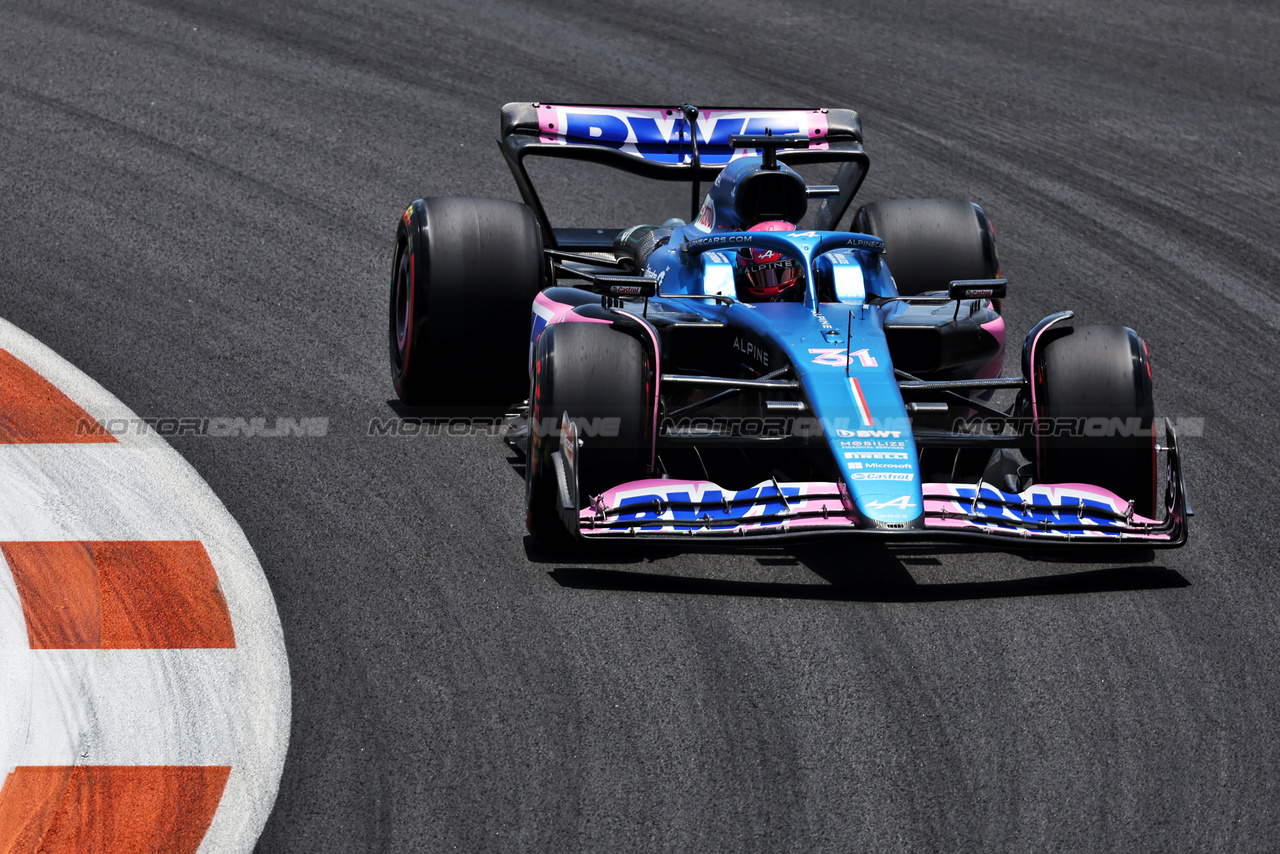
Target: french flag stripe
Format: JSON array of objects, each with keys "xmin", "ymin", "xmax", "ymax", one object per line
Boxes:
[{"xmin": 850, "ymin": 377, "xmax": 873, "ymax": 427}]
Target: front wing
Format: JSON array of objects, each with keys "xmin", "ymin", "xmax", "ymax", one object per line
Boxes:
[{"xmin": 550, "ymin": 419, "xmax": 1189, "ymax": 547}]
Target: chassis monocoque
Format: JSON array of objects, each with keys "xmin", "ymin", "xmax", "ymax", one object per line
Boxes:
[{"xmin": 388, "ymin": 102, "xmax": 1189, "ymax": 549}]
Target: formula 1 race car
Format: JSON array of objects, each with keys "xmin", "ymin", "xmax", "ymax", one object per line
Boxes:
[{"xmin": 388, "ymin": 102, "xmax": 1189, "ymax": 548}]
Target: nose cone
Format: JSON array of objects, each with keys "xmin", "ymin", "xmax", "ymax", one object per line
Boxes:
[
  {"xmin": 821, "ymin": 375, "xmax": 924, "ymax": 528},
  {"xmin": 778, "ymin": 303, "xmax": 924, "ymax": 528}
]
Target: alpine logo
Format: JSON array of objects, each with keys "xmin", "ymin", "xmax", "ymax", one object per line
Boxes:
[
  {"xmin": 733, "ymin": 336, "xmax": 769, "ymax": 367},
  {"xmin": 865, "ymin": 495, "xmax": 916, "ymax": 511},
  {"xmin": 843, "ymin": 236, "xmax": 885, "ymax": 252}
]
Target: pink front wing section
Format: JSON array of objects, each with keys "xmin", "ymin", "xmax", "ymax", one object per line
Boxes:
[
  {"xmin": 576, "ymin": 477, "xmax": 1171, "ymax": 540},
  {"xmin": 581, "ymin": 479, "xmax": 852, "ymax": 534},
  {"xmin": 923, "ymin": 481, "xmax": 1168, "ymax": 539}
]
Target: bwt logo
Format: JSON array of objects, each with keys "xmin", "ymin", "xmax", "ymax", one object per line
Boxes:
[
  {"xmin": 616, "ymin": 485, "xmax": 802, "ymax": 529},
  {"xmin": 950, "ymin": 486, "xmax": 1126, "ymax": 529},
  {"xmin": 561, "ymin": 111, "xmax": 804, "ymax": 158}
]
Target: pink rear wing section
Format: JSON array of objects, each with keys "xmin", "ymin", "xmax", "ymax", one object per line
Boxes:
[{"xmin": 528, "ymin": 105, "xmax": 832, "ymax": 165}]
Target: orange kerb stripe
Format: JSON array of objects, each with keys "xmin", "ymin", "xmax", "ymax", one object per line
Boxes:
[
  {"xmin": 0, "ymin": 765, "xmax": 230, "ymax": 854},
  {"xmin": 0, "ymin": 350, "xmax": 115, "ymax": 444},
  {"xmin": 1, "ymin": 541, "xmax": 236, "ymax": 649}
]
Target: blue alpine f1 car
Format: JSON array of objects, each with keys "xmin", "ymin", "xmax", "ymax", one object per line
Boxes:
[{"xmin": 388, "ymin": 103, "xmax": 1189, "ymax": 548}]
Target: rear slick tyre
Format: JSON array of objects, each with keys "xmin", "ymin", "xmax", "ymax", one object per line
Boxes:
[
  {"xmin": 853, "ymin": 198, "xmax": 999, "ymax": 296},
  {"xmin": 389, "ymin": 197, "xmax": 543, "ymax": 406}
]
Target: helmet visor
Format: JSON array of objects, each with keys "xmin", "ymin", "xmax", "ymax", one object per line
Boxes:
[{"xmin": 741, "ymin": 257, "xmax": 803, "ymax": 299}]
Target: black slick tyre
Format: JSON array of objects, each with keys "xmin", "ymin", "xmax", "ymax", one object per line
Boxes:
[
  {"xmin": 390, "ymin": 197, "xmax": 543, "ymax": 406},
  {"xmin": 526, "ymin": 321, "xmax": 649, "ymax": 548},
  {"xmin": 1034, "ymin": 325, "xmax": 1157, "ymax": 518},
  {"xmin": 853, "ymin": 198, "xmax": 999, "ymax": 296}
]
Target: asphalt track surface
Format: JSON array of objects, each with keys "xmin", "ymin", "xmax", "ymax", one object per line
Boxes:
[{"xmin": 2, "ymin": 1, "xmax": 1278, "ymax": 851}]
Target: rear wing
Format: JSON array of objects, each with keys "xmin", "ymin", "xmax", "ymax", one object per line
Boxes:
[{"xmin": 499, "ymin": 103, "xmax": 871, "ymax": 249}]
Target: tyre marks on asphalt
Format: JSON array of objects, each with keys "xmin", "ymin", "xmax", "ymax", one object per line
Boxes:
[{"xmin": 0, "ymin": 322, "xmax": 289, "ymax": 854}]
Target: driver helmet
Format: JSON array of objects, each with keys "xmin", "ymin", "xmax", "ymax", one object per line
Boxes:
[{"xmin": 735, "ymin": 220, "xmax": 803, "ymax": 302}]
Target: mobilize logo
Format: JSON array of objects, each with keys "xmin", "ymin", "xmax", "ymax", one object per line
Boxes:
[{"xmin": 841, "ymin": 440, "xmax": 908, "ymax": 450}]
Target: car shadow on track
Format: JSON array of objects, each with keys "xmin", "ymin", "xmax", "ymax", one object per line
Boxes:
[{"xmin": 541, "ymin": 540, "xmax": 1189, "ymax": 603}]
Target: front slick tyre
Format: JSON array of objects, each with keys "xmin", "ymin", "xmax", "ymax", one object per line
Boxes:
[
  {"xmin": 1036, "ymin": 324, "xmax": 1157, "ymax": 518},
  {"xmin": 526, "ymin": 321, "xmax": 649, "ymax": 551},
  {"xmin": 389, "ymin": 197, "xmax": 542, "ymax": 407}
]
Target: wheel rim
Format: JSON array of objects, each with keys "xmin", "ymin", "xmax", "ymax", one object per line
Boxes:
[{"xmin": 393, "ymin": 241, "xmax": 411, "ymax": 367}]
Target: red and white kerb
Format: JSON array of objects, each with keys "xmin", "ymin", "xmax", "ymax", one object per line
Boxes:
[{"xmin": 0, "ymin": 328, "xmax": 288, "ymax": 854}]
